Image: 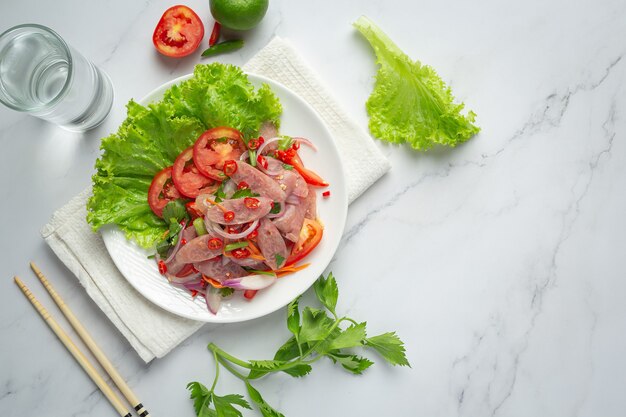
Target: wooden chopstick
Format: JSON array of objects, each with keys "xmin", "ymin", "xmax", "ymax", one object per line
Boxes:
[
  {"xmin": 29, "ymin": 262, "xmax": 151, "ymax": 417},
  {"xmin": 14, "ymin": 276, "xmax": 132, "ymax": 417}
]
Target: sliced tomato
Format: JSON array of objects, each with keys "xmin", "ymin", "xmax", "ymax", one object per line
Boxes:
[
  {"xmin": 193, "ymin": 127, "xmax": 247, "ymax": 181},
  {"xmin": 148, "ymin": 167, "xmax": 181, "ymax": 217},
  {"xmin": 153, "ymin": 5, "xmax": 204, "ymax": 58},
  {"xmin": 172, "ymin": 147, "xmax": 220, "ymax": 198},
  {"xmin": 186, "ymin": 202, "xmax": 203, "ymax": 219},
  {"xmin": 285, "ymin": 219, "xmax": 324, "ymax": 266}
]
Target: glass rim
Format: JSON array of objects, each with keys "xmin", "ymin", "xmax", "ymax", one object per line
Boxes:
[{"xmin": 0, "ymin": 23, "xmax": 74, "ymax": 112}]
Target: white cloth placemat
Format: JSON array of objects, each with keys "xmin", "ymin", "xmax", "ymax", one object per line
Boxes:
[{"xmin": 41, "ymin": 37, "xmax": 390, "ymax": 363}]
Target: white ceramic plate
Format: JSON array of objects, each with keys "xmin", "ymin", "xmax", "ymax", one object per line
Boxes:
[{"xmin": 101, "ymin": 73, "xmax": 347, "ymax": 323}]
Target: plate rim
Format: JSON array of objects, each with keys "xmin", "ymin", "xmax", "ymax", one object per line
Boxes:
[{"xmin": 100, "ymin": 71, "xmax": 348, "ymax": 323}]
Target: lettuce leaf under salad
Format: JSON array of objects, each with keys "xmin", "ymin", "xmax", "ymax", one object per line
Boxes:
[
  {"xmin": 87, "ymin": 63, "xmax": 283, "ymax": 248},
  {"xmin": 354, "ymin": 16, "xmax": 480, "ymax": 150}
]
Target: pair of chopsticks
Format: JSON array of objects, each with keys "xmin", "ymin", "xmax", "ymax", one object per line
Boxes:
[{"xmin": 14, "ymin": 263, "xmax": 151, "ymax": 417}]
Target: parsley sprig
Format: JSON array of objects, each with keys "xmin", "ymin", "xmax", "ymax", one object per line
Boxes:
[{"xmin": 187, "ymin": 273, "xmax": 410, "ymax": 417}]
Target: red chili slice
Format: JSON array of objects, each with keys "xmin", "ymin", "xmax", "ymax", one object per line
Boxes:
[
  {"xmin": 257, "ymin": 154, "xmax": 268, "ymax": 169},
  {"xmin": 158, "ymin": 260, "xmax": 168, "ymax": 275},
  {"xmin": 208, "ymin": 21, "xmax": 221, "ymax": 47},
  {"xmin": 244, "ymin": 197, "xmax": 260, "ymax": 209},
  {"xmin": 237, "ymin": 181, "xmax": 249, "ymax": 190},
  {"xmin": 172, "ymin": 147, "xmax": 220, "ymax": 198},
  {"xmin": 207, "ymin": 238, "xmax": 223, "ymax": 250},
  {"xmin": 223, "ymin": 160, "xmax": 238, "ymax": 176},
  {"xmin": 231, "ymin": 248, "xmax": 250, "ymax": 259},
  {"xmin": 223, "ymin": 211, "xmax": 235, "ymax": 222},
  {"xmin": 244, "ymin": 289, "xmax": 258, "ymax": 300},
  {"xmin": 193, "ymin": 127, "xmax": 246, "ymax": 181}
]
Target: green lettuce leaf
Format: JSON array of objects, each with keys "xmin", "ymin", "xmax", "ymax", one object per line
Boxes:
[
  {"xmin": 87, "ymin": 63, "xmax": 282, "ymax": 248},
  {"xmin": 354, "ymin": 16, "xmax": 479, "ymax": 150}
]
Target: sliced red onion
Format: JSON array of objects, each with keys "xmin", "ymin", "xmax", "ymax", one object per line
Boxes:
[
  {"xmin": 256, "ymin": 136, "xmax": 282, "ymax": 156},
  {"xmin": 205, "ymin": 287, "xmax": 222, "ymax": 314},
  {"xmin": 221, "ymin": 254, "xmax": 230, "ymax": 266},
  {"xmin": 183, "ymin": 281, "xmax": 206, "ymax": 292},
  {"xmin": 240, "ymin": 151, "xmax": 250, "ymax": 161},
  {"xmin": 206, "ymin": 219, "xmax": 259, "ymax": 240},
  {"xmin": 265, "ymin": 202, "xmax": 286, "ymax": 218},
  {"xmin": 222, "ymin": 274, "xmax": 277, "ymax": 290},
  {"xmin": 164, "ymin": 221, "xmax": 187, "ymax": 264},
  {"xmin": 223, "ymin": 180, "xmax": 237, "ymax": 198},
  {"xmin": 285, "ymin": 195, "xmax": 300, "ymax": 205},
  {"xmin": 293, "ymin": 137, "xmax": 317, "ymax": 151},
  {"xmin": 167, "ymin": 272, "xmax": 201, "ymax": 284}
]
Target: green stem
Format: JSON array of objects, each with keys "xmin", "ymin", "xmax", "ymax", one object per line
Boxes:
[
  {"xmin": 210, "ymin": 349, "xmax": 220, "ymax": 392},
  {"xmin": 208, "ymin": 343, "xmax": 253, "ymax": 369},
  {"xmin": 216, "ymin": 356, "xmax": 249, "ymax": 382}
]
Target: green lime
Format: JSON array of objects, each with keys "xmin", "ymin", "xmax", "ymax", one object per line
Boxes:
[{"xmin": 210, "ymin": 0, "xmax": 269, "ymax": 31}]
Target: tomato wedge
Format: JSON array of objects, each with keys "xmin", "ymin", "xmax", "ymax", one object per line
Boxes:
[
  {"xmin": 193, "ymin": 127, "xmax": 247, "ymax": 181},
  {"xmin": 285, "ymin": 219, "xmax": 324, "ymax": 266},
  {"xmin": 148, "ymin": 167, "xmax": 181, "ymax": 217},
  {"xmin": 172, "ymin": 147, "xmax": 220, "ymax": 198},
  {"xmin": 153, "ymin": 5, "xmax": 204, "ymax": 58}
]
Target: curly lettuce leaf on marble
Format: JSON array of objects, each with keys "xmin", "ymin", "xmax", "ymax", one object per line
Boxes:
[
  {"xmin": 87, "ymin": 63, "xmax": 282, "ymax": 248},
  {"xmin": 353, "ymin": 15, "xmax": 479, "ymax": 151}
]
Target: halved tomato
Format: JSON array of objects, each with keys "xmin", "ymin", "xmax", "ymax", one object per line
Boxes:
[
  {"xmin": 193, "ymin": 127, "xmax": 247, "ymax": 181},
  {"xmin": 172, "ymin": 147, "xmax": 220, "ymax": 198},
  {"xmin": 153, "ymin": 5, "xmax": 204, "ymax": 58},
  {"xmin": 148, "ymin": 167, "xmax": 181, "ymax": 217},
  {"xmin": 285, "ymin": 219, "xmax": 324, "ymax": 266}
]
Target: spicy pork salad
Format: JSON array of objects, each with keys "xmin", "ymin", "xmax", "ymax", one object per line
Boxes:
[{"xmin": 87, "ymin": 63, "xmax": 328, "ymax": 314}]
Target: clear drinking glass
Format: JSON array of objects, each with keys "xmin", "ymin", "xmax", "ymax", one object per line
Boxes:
[{"xmin": 0, "ymin": 24, "xmax": 113, "ymax": 131}]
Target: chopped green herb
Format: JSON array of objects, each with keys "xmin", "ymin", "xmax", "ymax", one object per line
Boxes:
[
  {"xmin": 282, "ymin": 164, "xmax": 294, "ymax": 171},
  {"xmin": 231, "ymin": 189, "xmax": 259, "ymax": 199},
  {"xmin": 219, "ymin": 287, "xmax": 235, "ymax": 297},
  {"xmin": 270, "ymin": 202, "xmax": 281, "ymax": 215},
  {"xmin": 275, "ymin": 254, "xmax": 285, "ymax": 268},
  {"xmin": 214, "ymin": 181, "xmax": 227, "ymax": 203},
  {"xmin": 161, "ymin": 200, "xmax": 189, "ymax": 226},
  {"xmin": 225, "ymin": 241, "xmax": 249, "ymax": 252}
]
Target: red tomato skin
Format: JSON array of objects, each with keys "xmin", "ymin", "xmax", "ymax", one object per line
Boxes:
[
  {"xmin": 148, "ymin": 167, "xmax": 181, "ymax": 217},
  {"xmin": 153, "ymin": 5, "xmax": 204, "ymax": 58},
  {"xmin": 285, "ymin": 219, "xmax": 324, "ymax": 266},
  {"xmin": 172, "ymin": 147, "xmax": 219, "ymax": 198},
  {"xmin": 193, "ymin": 127, "xmax": 246, "ymax": 181}
]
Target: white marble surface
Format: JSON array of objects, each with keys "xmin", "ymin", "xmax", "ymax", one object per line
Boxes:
[{"xmin": 2, "ymin": 0, "xmax": 626, "ymax": 416}]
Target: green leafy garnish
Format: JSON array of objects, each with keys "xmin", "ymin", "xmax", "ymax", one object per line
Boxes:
[
  {"xmin": 214, "ymin": 181, "xmax": 227, "ymax": 203},
  {"xmin": 274, "ymin": 254, "xmax": 285, "ymax": 268},
  {"xmin": 353, "ymin": 16, "xmax": 479, "ymax": 150},
  {"xmin": 231, "ymin": 189, "xmax": 259, "ymax": 199},
  {"xmin": 161, "ymin": 199, "xmax": 189, "ymax": 226},
  {"xmin": 188, "ymin": 273, "xmax": 409, "ymax": 417},
  {"xmin": 87, "ymin": 63, "xmax": 282, "ymax": 248},
  {"xmin": 281, "ymin": 164, "xmax": 294, "ymax": 171},
  {"xmin": 269, "ymin": 202, "xmax": 281, "ymax": 215}
]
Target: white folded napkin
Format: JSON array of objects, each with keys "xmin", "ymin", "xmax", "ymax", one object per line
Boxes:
[{"xmin": 41, "ymin": 37, "xmax": 390, "ymax": 363}]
